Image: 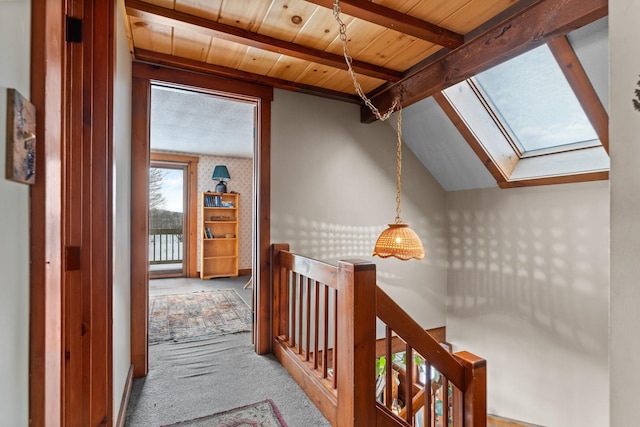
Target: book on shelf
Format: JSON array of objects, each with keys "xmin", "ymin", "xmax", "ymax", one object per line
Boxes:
[
  {"xmin": 205, "ymin": 227, "xmax": 213, "ymax": 239},
  {"xmin": 203, "ymin": 195, "xmax": 223, "ymax": 207}
]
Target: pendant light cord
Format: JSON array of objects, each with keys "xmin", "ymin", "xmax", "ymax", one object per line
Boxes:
[
  {"xmin": 333, "ymin": 0, "xmax": 405, "ymax": 224},
  {"xmin": 395, "ymin": 107, "xmax": 403, "ymax": 223},
  {"xmin": 333, "ymin": 0, "xmax": 398, "ymax": 121}
]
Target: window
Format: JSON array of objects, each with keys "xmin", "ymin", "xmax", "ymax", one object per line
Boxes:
[{"xmin": 436, "ymin": 37, "xmax": 609, "ymax": 188}]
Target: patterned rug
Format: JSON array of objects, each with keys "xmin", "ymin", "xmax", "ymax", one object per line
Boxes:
[
  {"xmin": 162, "ymin": 399, "xmax": 288, "ymax": 427},
  {"xmin": 149, "ymin": 290, "xmax": 251, "ymax": 343}
]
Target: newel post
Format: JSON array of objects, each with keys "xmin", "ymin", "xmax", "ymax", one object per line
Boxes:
[
  {"xmin": 336, "ymin": 259, "xmax": 377, "ymax": 427},
  {"xmin": 455, "ymin": 351, "xmax": 487, "ymax": 427}
]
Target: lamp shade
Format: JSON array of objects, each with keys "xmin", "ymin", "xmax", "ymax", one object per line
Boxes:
[
  {"xmin": 212, "ymin": 165, "xmax": 230, "ymax": 181},
  {"xmin": 373, "ymin": 223, "xmax": 425, "ymax": 261}
]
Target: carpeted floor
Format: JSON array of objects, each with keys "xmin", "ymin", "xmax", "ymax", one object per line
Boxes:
[
  {"xmin": 125, "ymin": 332, "xmax": 330, "ymax": 426},
  {"xmin": 149, "ymin": 290, "xmax": 251, "ymax": 342}
]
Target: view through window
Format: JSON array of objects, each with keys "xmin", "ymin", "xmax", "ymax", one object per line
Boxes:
[
  {"xmin": 149, "ymin": 166, "xmax": 185, "ymax": 274},
  {"xmin": 472, "ymin": 44, "xmax": 600, "ymax": 155}
]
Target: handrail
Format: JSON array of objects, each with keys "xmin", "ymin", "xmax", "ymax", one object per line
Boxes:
[
  {"xmin": 375, "ymin": 285, "xmax": 486, "ymax": 427},
  {"xmin": 376, "ymin": 286, "xmax": 466, "ymax": 387}
]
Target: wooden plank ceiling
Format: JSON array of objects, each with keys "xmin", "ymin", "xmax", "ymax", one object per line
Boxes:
[{"xmin": 122, "ymin": 0, "xmax": 607, "ymax": 121}]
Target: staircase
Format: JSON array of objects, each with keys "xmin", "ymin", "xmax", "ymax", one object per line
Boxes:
[{"xmin": 270, "ymin": 244, "xmax": 486, "ymax": 427}]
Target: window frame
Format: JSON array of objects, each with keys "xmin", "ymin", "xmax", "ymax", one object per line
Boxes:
[{"xmin": 435, "ymin": 36, "xmax": 609, "ymax": 188}]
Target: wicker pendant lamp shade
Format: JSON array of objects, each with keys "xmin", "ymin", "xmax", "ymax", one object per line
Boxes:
[{"xmin": 373, "ymin": 223, "xmax": 424, "ymax": 260}]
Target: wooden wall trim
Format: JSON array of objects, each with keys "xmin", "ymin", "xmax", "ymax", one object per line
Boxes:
[
  {"xmin": 255, "ymin": 97, "xmax": 271, "ymax": 355},
  {"xmin": 433, "ymin": 91, "xmax": 509, "ymax": 186},
  {"xmin": 132, "ymin": 61, "xmax": 274, "ymax": 101},
  {"xmin": 238, "ymin": 268, "xmax": 252, "ymax": 277},
  {"xmin": 131, "ymin": 76, "xmax": 151, "ymax": 378},
  {"xmin": 29, "ymin": 0, "xmax": 65, "ymax": 424},
  {"xmin": 63, "ymin": 0, "xmax": 115, "ymax": 423},
  {"xmin": 547, "ymin": 36, "xmax": 609, "ymax": 153}
]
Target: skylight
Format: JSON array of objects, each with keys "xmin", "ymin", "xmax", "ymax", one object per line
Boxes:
[
  {"xmin": 473, "ymin": 44, "xmax": 599, "ymax": 154},
  {"xmin": 437, "ymin": 35, "xmax": 609, "ymax": 188}
]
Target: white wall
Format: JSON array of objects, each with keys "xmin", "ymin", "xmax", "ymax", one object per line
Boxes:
[
  {"xmin": 112, "ymin": 1, "xmax": 132, "ymax": 421},
  {"xmin": 446, "ymin": 181, "xmax": 609, "ymax": 427},
  {"xmin": 0, "ymin": 1, "xmax": 31, "ymax": 425},
  {"xmin": 271, "ymin": 89, "xmax": 448, "ymax": 328},
  {"xmin": 610, "ymin": 1, "xmax": 640, "ymax": 425}
]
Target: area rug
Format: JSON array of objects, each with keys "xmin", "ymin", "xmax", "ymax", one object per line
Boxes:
[
  {"xmin": 149, "ymin": 290, "xmax": 251, "ymax": 343},
  {"xmin": 162, "ymin": 399, "xmax": 288, "ymax": 427}
]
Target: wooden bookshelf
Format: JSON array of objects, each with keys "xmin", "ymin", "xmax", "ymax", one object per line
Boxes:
[{"xmin": 200, "ymin": 192, "xmax": 239, "ymax": 279}]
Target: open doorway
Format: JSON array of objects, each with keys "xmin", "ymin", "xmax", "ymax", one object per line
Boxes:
[
  {"xmin": 146, "ymin": 83, "xmax": 256, "ymax": 347},
  {"xmin": 131, "ymin": 63, "xmax": 273, "ymax": 378}
]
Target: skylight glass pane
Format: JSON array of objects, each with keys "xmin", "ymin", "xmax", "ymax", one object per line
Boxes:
[{"xmin": 474, "ymin": 44, "xmax": 598, "ymax": 153}]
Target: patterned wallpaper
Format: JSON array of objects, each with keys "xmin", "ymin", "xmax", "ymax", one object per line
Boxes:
[
  {"xmin": 197, "ymin": 155, "xmax": 253, "ymax": 272},
  {"xmin": 152, "ymin": 150, "xmax": 253, "ymax": 273}
]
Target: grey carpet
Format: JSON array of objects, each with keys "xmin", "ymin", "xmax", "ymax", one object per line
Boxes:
[{"xmin": 125, "ymin": 332, "xmax": 331, "ymax": 427}]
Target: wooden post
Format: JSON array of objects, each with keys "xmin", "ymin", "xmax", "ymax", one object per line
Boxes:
[
  {"xmin": 336, "ymin": 259, "xmax": 377, "ymax": 427},
  {"xmin": 455, "ymin": 351, "xmax": 487, "ymax": 427},
  {"xmin": 271, "ymin": 243, "xmax": 290, "ymax": 341}
]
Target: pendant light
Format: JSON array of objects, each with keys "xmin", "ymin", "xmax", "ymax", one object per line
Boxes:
[
  {"xmin": 372, "ymin": 107, "xmax": 424, "ymax": 260},
  {"xmin": 333, "ymin": 0, "xmax": 425, "ymax": 261}
]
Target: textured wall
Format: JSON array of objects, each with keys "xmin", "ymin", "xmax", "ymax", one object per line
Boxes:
[
  {"xmin": 446, "ymin": 182, "xmax": 609, "ymax": 427},
  {"xmin": 610, "ymin": 0, "xmax": 640, "ymax": 425},
  {"xmin": 271, "ymin": 89, "xmax": 449, "ymax": 329}
]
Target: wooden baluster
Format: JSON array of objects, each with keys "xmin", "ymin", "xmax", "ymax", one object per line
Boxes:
[
  {"xmin": 443, "ymin": 375, "xmax": 449, "ymax": 427},
  {"xmin": 405, "ymin": 344, "xmax": 413, "ymax": 423},
  {"xmin": 385, "ymin": 326, "xmax": 393, "ymax": 410},
  {"xmin": 290, "ymin": 273, "xmax": 297, "ymax": 348},
  {"xmin": 305, "ymin": 277, "xmax": 311, "ymax": 361},
  {"xmin": 424, "ymin": 362, "xmax": 431, "ymax": 427},
  {"xmin": 313, "ymin": 280, "xmax": 320, "ymax": 369},
  {"xmin": 323, "ymin": 285, "xmax": 329, "ymax": 379},
  {"xmin": 452, "ymin": 385, "xmax": 463, "ymax": 427},
  {"xmin": 298, "ymin": 275, "xmax": 304, "ymax": 355},
  {"xmin": 333, "ymin": 288, "xmax": 338, "ymax": 390}
]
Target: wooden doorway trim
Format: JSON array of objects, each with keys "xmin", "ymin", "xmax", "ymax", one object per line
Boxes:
[
  {"xmin": 30, "ymin": 0, "xmax": 65, "ymax": 424},
  {"xmin": 131, "ymin": 63, "xmax": 273, "ymax": 377},
  {"xmin": 30, "ymin": 0, "xmax": 115, "ymax": 425},
  {"xmin": 149, "ymin": 152, "xmax": 199, "ymax": 278},
  {"xmin": 63, "ymin": 0, "xmax": 115, "ymax": 424}
]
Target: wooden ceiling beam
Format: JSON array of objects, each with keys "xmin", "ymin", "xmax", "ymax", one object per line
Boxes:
[
  {"xmin": 134, "ymin": 48, "xmax": 361, "ymax": 105},
  {"xmin": 306, "ymin": 0, "xmax": 463, "ymax": 50},
  {"xmin": 125, "ymin": 0, "xmax": 402, "ymax": 82},
  {"xmin": 361, "ymin": 0, "xmax": 607, "ymax": 123}
]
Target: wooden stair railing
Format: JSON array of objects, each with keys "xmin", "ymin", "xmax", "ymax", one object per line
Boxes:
[
  {"xmin": 270, "ymin": 244, "xmax": 486, "ymax": 427},
  {"xmin": 375, "ymin": 286, "xmax": 486, "ymax": 427}
]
